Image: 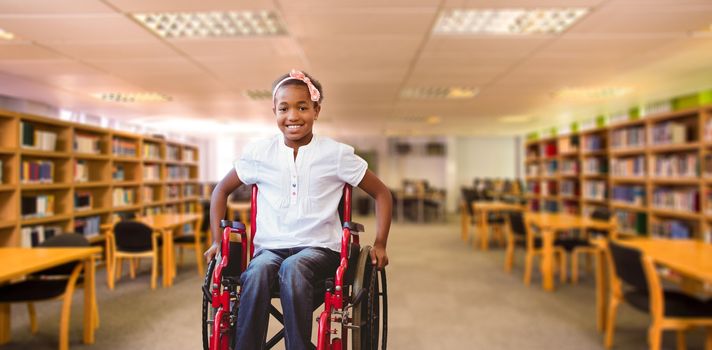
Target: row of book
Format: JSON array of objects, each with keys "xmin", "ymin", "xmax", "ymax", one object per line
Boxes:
[
  {"xmin": 543, "ymin": 200, "xmax": 558, "ymax": 212},
  {"xmin": 184, "ymin": 149, "xmax": 196, "ymax": 162},
  {"xmin": 611, "ymin": 126, "xmax": 645, "ymax": 149},
  {"xmin": 74, "ymin": 191, "xmax": 92, "ymax": 211},
  {"xmin": 167, "ymin": 145, "xmax": 180, "ymax": 161},
  {"xmin": 543, "ymin": 160, "xmax": 557, "ymax": 176},
  {"xmin": 560, "ymin": 180, "xmax": 578, "ymax": 196},
  {"xmin": 583, "ymin": 135, "xmax": 605, "ymax": 152},
  {"xmin": 558, "ymin": 136, "xmax": 579, "ymax": 154},
  {"xmin": 614, "ymin": 210, "xmax": 647, "ymax": 235},
  {"xmin": 21, "ymin": 194, "xmax": 55, "ymax": 218},
  {"xmin": 583, "ymin": 181, "xmax": 606, "ymax": 200},
  {"xmin": 74, "ymin": 134, "xmax": 100, "ymax": 154},
  {"xmin": 650, "ymin": 121, "xmax": 690, "ymax": 145},
  {"xmin": 21, "ymin": 122, "xmax": 58, "ymax": 151},
  {"xmin": 75, "ymin": 159, "xmax": 89, "ymax": 182},
  {"xmin": 20, "ymin": 160, "xmax": 54, "ymax": 183},
  {"xmin": 583, "ymin": 158, "xmax": 607, "ymax": 175},
  {"xmin": 184, "ymin": 184, "xmax": 197, "ymax": 197},
  {"xmin": 526, "ymin": 148, "xmax": 538, "ymax": 159},
  {"xmin": 561, "ymin": 201, "xmax": 579, "ymax": 214},
  {"xmin": 527, "ymin": 181, "xmax": 540, "ymax": 195},
  {"xmin": 652, "ymin": 153, "xmax": 698, "ymax": 178},
  {"xmin": 705, "ymin": 119, "xmax": 712, "ymax": 142},
  {"xmin": 167, "ymin": 184, "xmax": 180, "ymax": 199},
  {"xmin": 143, "ymin": 143, "xmax": 161, "ymax": 159},
  {"xmin": 540, "ymin": 142, "xmax": 557, "ymax": 158},
  {"xmin": 144, "ymin": 206, "xmax": 162, "ymax": 216},
  {"xmin": 112, "ymin": 138, "xmax": 137, "ymax": 157},
  {"xmin": 74, "ymin": 216, "xmax": 100, "ymax": 238},
  {"xmin": 704, "ymin": 155, "xmax": 712, "ymax": 176},
  {"xmin": 143, "ymin": 186, "xmax": 156, "ymax": 203},
  {"xmin": 611, "ymin": 185, "xmax": 645, "ymax": 205},
  {"xmin": 707, "ymin": 190, "xmax": 712, "ymax": 215},
  {"xmin": 561, "ymin": 159, "xmax": 579, "ymax": 175},
  {"xmin": 652, "ymin": 188, "xmax": 699, "ymax": 212},
  {"xmin": 112, "ymin": 188, "xmax": 135, "ymax": 206},
  {"xmin": 651, "ymin": 220, "xmax": 692, "ymax": 240},
  {"xmin": 526, "ymin": 164, "xmax": 539, "ymax": 177},
  {"xmin": 20, "ymin": 224, "xmax": 62, "ymax": 247},
  {"xmin": 167, "ymin": 166, "xmax": 189, "ymax": 180},
  {"xmin": 112, "ymin": 164, "xmax": 125, "ymax": 181},
  {"xmin": 611, "ymin": 156, "xmax": 645, "ymax": 177},
  {"xmin": 143, "ymin": 164, "xmax": 161, "ymax": 181}
]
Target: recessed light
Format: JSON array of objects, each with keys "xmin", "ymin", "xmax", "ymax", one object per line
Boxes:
[
  {"xmin": 433, "ymin": 8, "xmax": 588, "ymax": 35},
  {"xmin": 133, "ymin": 10, "xmax": 287, "ymax": 38},
  {"xmin": 400, "ymin": 87, "xmax": 479, "ymax": 99},
  {"xmin": 553, "ymin": 87, "xmax": 632, "ymax": 100},
  {"xmin": 91, "ymin": 92, "xmax": 172, "ymax": 103},
  {"xmin": 245, "ymin": 89, "xmax": 272, "ymax": 101},
  {"xmin": 0, "ymin": 28, "xmax": 15, "ymax": 40},
  {"xmin": 498, "ymin": 115, "xmax": 532, "ymax": 123}
]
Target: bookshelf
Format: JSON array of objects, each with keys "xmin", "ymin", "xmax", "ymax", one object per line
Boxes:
[
  {"xmin": 525, "ymin": 105, "xmax": 712, "ymax": 242},
  {"xmin": 0, "ymin": 108, "xmax": 201, "ymax": 247}
]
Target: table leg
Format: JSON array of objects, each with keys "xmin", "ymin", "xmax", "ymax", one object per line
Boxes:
[
  {"xmin": 83, "ymin": 255, "xmax": 96, "ymax": 344},
  {"xmin": 418, "ymin": 198, "xmax": 424, "ymax": 223},
  {"xmin": 472, "ymin": 209, "xmax": 481, "ymax": 250},
  {"xmin": 705, "ymin": 328, "xmax": 712, "ymax": 350},
  {"xmin": 595, "ymin": 247, "xmax": 608, "ymax": 333},
  {"xmin": 0, "ymin": 304, "xmax": 10, "ymax": 344},
  {"xmin": 162, "ymin": 230, "xmax": 170, "ymax": 288},
  {"xmin": 541, "ymin": 229, "xmax": 555, "ymax": 291},
  {"xmin": 480, "ymin": 209, "xmax": 490, "ymax": 251}
]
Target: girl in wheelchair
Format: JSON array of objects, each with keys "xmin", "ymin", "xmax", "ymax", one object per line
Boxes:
[{"xmin": 204, "ymin": 70, "xmax": 392, "ymax": 350}]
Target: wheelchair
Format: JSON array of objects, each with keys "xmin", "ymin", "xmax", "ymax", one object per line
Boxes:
[{"xmin": 202, "ymin": 184, "xmax": 388, "ymax": 350}]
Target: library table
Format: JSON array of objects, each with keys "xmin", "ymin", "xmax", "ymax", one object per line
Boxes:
[
  {"xmin": 526, "ymin": 213, "xmax": 613, "ymax": 292},
  {"xmin": 137, "ymin": 213, "xmax": 202, "ymax": 287},
  {"xmin": 470, "ymin": 201, "xmax": 524, "ymax": 250},
  {"xmin": 0, "ymin": 247, "xmax": 101, "ymax": 346},
  {"xmin": 595, "ymin": 239, "xmax": 712, "ymax": 347}
]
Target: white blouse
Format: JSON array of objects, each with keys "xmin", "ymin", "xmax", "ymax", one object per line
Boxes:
[{"xmin": 234, "ymin": 134, "xmax": 367, "ymax": 253}]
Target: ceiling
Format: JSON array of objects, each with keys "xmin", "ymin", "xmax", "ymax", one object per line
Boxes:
[{"xmin": 0, "ymin": 0, "xmax": 711, "ymax": 138}]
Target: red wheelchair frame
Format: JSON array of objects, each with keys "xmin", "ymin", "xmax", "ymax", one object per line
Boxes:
[{"xmin": 204, "ymin": 184, "xmax": 386, "ymax": 350}]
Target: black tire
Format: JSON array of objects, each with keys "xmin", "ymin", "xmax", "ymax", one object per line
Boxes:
[
  {"xmin": 202, "ymin": 258, "xmax": 217, "ymax": 350},
  {"xmin": 351, "ymin": 246, "xmax": 388, "ymax": 350}
]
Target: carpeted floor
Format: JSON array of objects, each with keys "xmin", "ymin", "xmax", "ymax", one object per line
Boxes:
[{"xmin": 2, "ymin": 216, "xmax": 708, "ymax": 349}]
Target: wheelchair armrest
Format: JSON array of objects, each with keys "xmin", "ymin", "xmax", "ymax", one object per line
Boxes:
[
  {"xmin": 221, "ymin": 220, "xmax": 246, "ymax": 231},
  {"xmin": 343, "ymin": 221, "xmax": 364, "ymax": 233}
]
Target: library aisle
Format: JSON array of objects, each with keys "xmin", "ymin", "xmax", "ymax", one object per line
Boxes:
[{"xmin": 2, "ymin": 217, "xmax": 705, "ymax": 350}]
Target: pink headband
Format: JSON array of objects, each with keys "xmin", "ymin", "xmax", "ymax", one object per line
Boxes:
[{"xmin": 272, "ymin": 69, "xmax": 321, "ymax": 104}]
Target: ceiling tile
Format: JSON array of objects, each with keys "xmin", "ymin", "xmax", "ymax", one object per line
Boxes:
[
  {"xmin": 105, "ymin": 0, "xmax": 275, "ymax": 12},
  {"xmin": 0, "ymin": 0, "xmax": 114, "ymax": 14},
  {"xmin": 0, "ymin": 43, "xmax": 63, "ymax": 60},
  {"xmin": 570, "ymin": 2, "xmax": 712, "ymax": 34},
  {"xmin": 46, "ymin": 40, "xmax": 178, "ymax": 60},
  {"xmin": 86, "ymin": 57, "xmax": 206, "ymax": 77},
  {"xmin": 284, "ymin": 8, "xmax": 437, "ymax": 38}
]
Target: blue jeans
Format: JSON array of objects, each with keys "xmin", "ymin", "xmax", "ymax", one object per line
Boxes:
[{"xmin": 235, "ymin": 247, "xmax": 340, "ymax": 350}]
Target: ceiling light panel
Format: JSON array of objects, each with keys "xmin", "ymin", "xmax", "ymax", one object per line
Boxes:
[
  {"xmin": 92, "ymin": 92, "xmax": 172, "ymax": 103},
  {"xmin": 400, "ymin": 87, "xmax": 479, "ymax": 99},
  {"xmin": 554, "ymin": 87, "xmax": 632, "ymax": 100},
  {"xmin": 433, "ymin": 8, "xmax": 588, "ymax": 35},
  {"xmin": 0, "ymin": 28, "xmax": 15, "ymax": 40},
  {"xmin": 245, "ymin": 89, "xmax": 272, "ymax": 101},
  {"xmin": 133, "ymin": 11, "xmax": 287, "ymax": 38}
]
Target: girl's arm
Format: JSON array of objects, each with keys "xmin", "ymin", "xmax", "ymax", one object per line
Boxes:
[
  {"xmin": 204, "ymin": 169, "xmax": 243, "ymax": 262},
  {"xmin": 357, "ymin": 170, "xmax": 392, "ymax": 269}
]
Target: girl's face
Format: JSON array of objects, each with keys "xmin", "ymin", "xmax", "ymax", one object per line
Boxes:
[{"xmin": 273, "ymin": 83, "xmax": 321, "ymax": 148}]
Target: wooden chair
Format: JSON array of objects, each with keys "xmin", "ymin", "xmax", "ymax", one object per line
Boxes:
[
  {"xmin": 571, "ymin": 207, "xmax": 617, "ymax": 284},
  {"xmin": 106, "ymin": 221, "xmax": 161, "ymax": 290},
  {"xmin": 173, "ymin": 215, "xmax": 205, "ymax": 275},
  {"xmin": 504, "ymin": 211, "xmax": 567, "ymax": 286},
  {"xmin": 604, "ymin": 241, "xmax": 712, "ymax": 350},
  {"xmin": 0, "ymin": 233, "xmax": 98, "ymax": 350}
]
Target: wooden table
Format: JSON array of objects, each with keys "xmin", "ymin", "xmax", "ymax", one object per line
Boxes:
[
  {"xmin": 137, "ymin": 213, "xmax": 202, "ymax": 287},
  {"xmin": 526, "ymin": 213, "xmax": 613, "ymax": 292},
  {"xmin": 0, "ymin": 247, "xmax": 101, "ymax": 346},
  {"xmin": 595, "ymin": 238, "xmax": 712, "ymax": 347},
  {"xmin": 471, "ymin": 201, "xmax": 523, "ymax": 250}
]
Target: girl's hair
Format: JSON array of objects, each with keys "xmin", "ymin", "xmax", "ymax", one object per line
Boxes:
[{"xmin": 271, "ymin": 71, "xmax": 324, "ymax": 104}]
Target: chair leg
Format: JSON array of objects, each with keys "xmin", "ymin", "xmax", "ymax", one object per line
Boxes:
[
  {"xmin": 59, "ymin": 291, "xmax": 75, "ymax": 350},
  {"xmin": 27, "ymin": 303, "xmax": 38, "ymax": 334},
  {"xmin": 605, "ymin": 297, "xmax": 620, "ymax": 349},
  {"xmin": 115, "ymin": 257, "xmax": 123, "ymax": 282},
  {"xmin": 505, "ymin": 244, "xmax": 515, "ymax": 273},
  {"xmin": 524, "ymin": 252, "xmax": 534, "ymax": 286},
  {"xmin": 559, "ymin": 251, "xmax": 567, "ymax": 284},
  {"xmin": 134, "ymin": 258, "xmax": 141, "ymax": 272},
  {"xmin": 128, "ymin": 258, "xmax": 136, "ymax": 279},
  {"xmin": 648, "ymin": 324, "xmax": 662, "ymax": 350},
  {"xmin": 109, "ymin": 256, "xmax": 117, "ymax": 290},
  {"xmin": 676, "ymin": 329, "xmax": 686, "ymax": 350},
  {"xmin": 151, "ymin": 251, "xmax": 158, "ymax": 290},
  {"xmin": 93, "ymin": 296, "xmax": 100, "ymax": 329},
  {"xmin": 572, "ymin": 251, "xmax": 579, "ymax": 284}
]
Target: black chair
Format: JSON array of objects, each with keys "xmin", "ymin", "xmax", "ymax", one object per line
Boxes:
[
  {"xmin": 107, "ymin": 221, "xmax": 161, "ymax": 290},
  {"xmin": 0, "ymin": 233, "xmax": 96, "ymax": 350},
  {"xmin": 174, "ymin": 212, "xmax": 206, "ymax": 276},
  {"xmin": 570, "ymin": 207, "xmax": 615, "ymax": 284},
  {"xmin": 505, "ymin": 211, "xmax": 566, "ymax": 285},
  {"xmin": 604, "ymin": 241, "xmax": 712, "ymax": 349}
]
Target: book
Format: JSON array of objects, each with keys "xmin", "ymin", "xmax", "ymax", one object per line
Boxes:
[
  {"xmin": 74, "ymin": 191, "xmax": 93, "ymax": 211},
  {"xmin": 20, "ymin": 121, "xmax": 35, "ymax": 148},
  {"xmin": 74, "ymin": 134, "xmax": 100, "ymax": 154},
  {"xmin": 21, "ymin": 194, "xmax": 55, "ymax": 218},
  {"xmin": 112, "ymin": 164, "xmax": 125, "ymax": 181},
  {"xmin": 20, "ymin": 225, "xmax": 63, "ymax": 247},
  {"xmin": 112, "ymin": 187, "xmax": 135, "ymax": 206},
  {"xmin": 74, "ymin": 216, "xmax": 100, "ymax": 238},
  {"xmin": 20, "ymin": 160, "xmax": 54, "ymax": 184},
  {"xmin": 74, "ymin": 159, "xmax": 88, "ymax": 182}
]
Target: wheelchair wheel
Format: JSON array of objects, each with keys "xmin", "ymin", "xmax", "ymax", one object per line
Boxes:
[
  {"xmin": 202, "ymin": 258, "xmax": 217, "ymax": 350},
  {"xmin": 351, "ymin": 246, "xmax": 388, "ymax": 350}
]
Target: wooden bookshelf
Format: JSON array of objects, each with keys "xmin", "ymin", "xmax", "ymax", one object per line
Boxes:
[
  {"xmin": 525, "ymin": 105, "xmax": 712, "ymax": 242},
  {"xmin": 0, "ymin": 108, "xmax": 201, "ymax": 247}
]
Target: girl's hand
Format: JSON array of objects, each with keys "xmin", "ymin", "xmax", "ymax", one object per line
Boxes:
[
  {"xmin": 204, "ymin": 242, "xmax": 220, "ymax": 263},
  {"xmin": 370, "ymin": 244, "xmax": 389, "ymax": 269}
]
